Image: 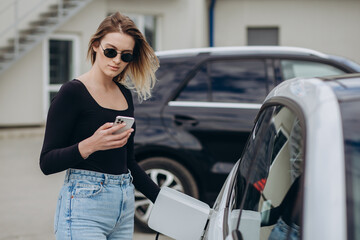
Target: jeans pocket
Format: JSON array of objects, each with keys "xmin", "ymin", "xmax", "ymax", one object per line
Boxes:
[
  {"xmin": 54, "ymin": 195, "xmax": 62, "ymax": 234},
  {"xmin": 72, "ymin": 182, "xmax": 103, "ymax": 198}
]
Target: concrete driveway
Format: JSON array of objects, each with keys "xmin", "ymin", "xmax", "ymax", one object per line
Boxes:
[{"xmin": 0, "ymin": 128, "xmax": 172, "ymax": 240}]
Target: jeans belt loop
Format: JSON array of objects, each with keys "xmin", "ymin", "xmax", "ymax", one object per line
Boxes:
[
  {"xmin": 103, "ymin": 174, "xmax": 108, "ymax": 185},
  {"xmin": 65, "ymin": 169, "xmax": 71, "ymax": 183},
  {"xmin": 128, "ymin": 169, "xmax": 133, "ymax": 183}
]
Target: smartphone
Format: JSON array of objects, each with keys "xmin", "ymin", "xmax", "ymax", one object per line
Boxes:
[{"xmin": 113, "ymin": 116, "xmax": 135, "ymax": 134}]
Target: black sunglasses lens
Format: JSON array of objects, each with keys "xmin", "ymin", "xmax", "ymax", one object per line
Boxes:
[
  {"xmin": 121, "ymin": 53, "xmax": 134, "ymax": 63},
  {"xmin": 104, "ymin": 48, "xmax": 117, "ymax": 58},
  {"xmin": 103, "ymin": 47, "xmax": 133, "ymax": 62}
]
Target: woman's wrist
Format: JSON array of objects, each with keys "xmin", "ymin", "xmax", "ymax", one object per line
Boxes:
[{"xmin": 78, "ymin": 137, "xmax": 95, "ymax": 160}]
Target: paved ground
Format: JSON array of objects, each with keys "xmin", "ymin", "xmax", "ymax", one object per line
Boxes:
[{"xmin": 0, "ymin": 127, "xmax": 172, "ymax": 240}]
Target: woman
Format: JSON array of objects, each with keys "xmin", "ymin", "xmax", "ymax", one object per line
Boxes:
[{"xmin": 40, "ymin": 12, "xmax": 160, "ymax": 239}]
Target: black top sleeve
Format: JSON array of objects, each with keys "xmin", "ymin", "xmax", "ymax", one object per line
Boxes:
[
  {"xmin": 123, "ymin": 89, "xmax": 160, "ymax": 203},
  {"xmin": 127, "ymin": 123, "xmax": 160, "ymax": 203},
  {"xmin": 39, "ymin": 81, "xmax": 85, "ymax": 175}
]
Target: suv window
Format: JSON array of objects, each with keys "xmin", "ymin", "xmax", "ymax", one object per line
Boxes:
[
  {"xmin": 209, "ymin": 60, "xmax": 267, "ymax": 103},
  {"xmin": 150, "ymin": 59, "xmax": 197, "ymax": 102},
  {"xmin": 225, "ymin": 105, "xmax": 304, "ymax": 240},
  {"xmin": 176, "ymin": 59, "xmax": 267, "ymax": 103},
  {"xmin": 176, "ymin": 64, "xmax": 208, "ymax": 102},
  {"xmin": 281, "ymin": 59, "xmax": 346, "ymax": 80}
]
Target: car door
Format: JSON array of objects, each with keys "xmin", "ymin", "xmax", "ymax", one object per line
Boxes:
[
  {"xmin": 162, "ymin": 58, "xmax": 271, "ymax": 182},
  {"xmin": 204, "ymin": 103, "xmax": 306, "ymax": 240}
]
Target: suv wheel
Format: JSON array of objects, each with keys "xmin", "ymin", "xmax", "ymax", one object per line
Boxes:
[{"xmin": 135, "ymin": 156, "xmax": 199, "ymax": 230}]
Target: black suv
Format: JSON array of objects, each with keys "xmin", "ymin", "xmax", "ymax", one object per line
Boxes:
[{"xmin": 132, "ymin": 46, "xmax": 360, "ymax": 228}]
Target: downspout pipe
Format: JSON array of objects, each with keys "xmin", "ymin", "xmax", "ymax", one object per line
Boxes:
[{"xmin": 209, "ymin": 0, "xmax": 216, "ymax": 47}]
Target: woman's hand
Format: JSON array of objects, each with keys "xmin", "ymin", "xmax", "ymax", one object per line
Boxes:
[{"xmin": 78, "ymin": 122, "xmax": 134, "ymax": 159}]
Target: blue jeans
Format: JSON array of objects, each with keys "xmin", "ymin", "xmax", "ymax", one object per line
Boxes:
[
  {"xmin": 268, "ymin": 217, "xmax": 300, "ymax": 240},
  {"xmin": 54, "ymin": 169, "xmax": 135, "ymax": 240}
]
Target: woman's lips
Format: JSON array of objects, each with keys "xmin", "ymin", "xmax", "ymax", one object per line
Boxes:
[{"xmin": 109, "ymin": 65, "xmax": 120, "ymax": 71}]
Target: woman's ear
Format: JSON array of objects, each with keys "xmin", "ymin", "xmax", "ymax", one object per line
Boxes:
[{"xmin": 92, "ymin": 41, "xmax": 100, "ymax": 53}]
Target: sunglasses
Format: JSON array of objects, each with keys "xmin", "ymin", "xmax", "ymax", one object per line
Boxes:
[{"xmin": 100, "ymin": 44, "xmax": 134, "ymax": 63}]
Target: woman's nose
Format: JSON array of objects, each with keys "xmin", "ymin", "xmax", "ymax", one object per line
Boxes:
[{"xmin": 112, "ymin": 56, "xmax": 121, "ymax": 64}]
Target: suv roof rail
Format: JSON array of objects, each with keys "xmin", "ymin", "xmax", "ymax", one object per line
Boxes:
[{"xmin": 156, "ymin": 46, "xmax": 329, "ymax": 59}]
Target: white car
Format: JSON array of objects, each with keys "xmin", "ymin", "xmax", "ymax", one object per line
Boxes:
[{"xmin": 148, "ymin": 73, "xmax": 360, "ymax": 240}]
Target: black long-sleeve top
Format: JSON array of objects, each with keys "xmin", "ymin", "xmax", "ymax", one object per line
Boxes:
[{"xmin": 40, "ymin": 79, "xmax": 160, "ymax": 203}]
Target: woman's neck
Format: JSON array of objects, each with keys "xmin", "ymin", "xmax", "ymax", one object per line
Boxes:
[{"xmin": 79, "ymin": 67, "xmax": 116, "ymax": 91}]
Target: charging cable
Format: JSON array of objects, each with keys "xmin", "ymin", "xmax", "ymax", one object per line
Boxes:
[{"xmin": 155, "ymin": 232, "xmax": 160, "ymax": 240}]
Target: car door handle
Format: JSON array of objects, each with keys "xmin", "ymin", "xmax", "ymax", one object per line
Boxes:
[{"xmin": 174, "ymin": 115, "xmax": 199, "ymax": 126}]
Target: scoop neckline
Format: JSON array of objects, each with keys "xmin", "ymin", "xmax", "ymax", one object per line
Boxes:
[{"xmin": 73, "ymin": 79, "xmax": 130, "ymax": 112}]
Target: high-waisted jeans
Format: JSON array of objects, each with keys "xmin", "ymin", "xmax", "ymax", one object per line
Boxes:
[
  {"xmin": 54, "ymin": 169, "xmax": 135, "ymax": 240},
  {"xmin": 268, "ymin": 217, "xmax": 300, "ymax": 240}
]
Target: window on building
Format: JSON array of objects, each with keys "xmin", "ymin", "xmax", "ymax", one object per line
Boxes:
[
  {"xmin": 43, "ymin": 35, "xmax": 79, "ymax": 117},
  {"xmin": 49, "ymin": 40, "xmax": 73, "ymax": 85},
  {"xmin": 247, "ymin": 27, "xmax": 279, "ymax": 46},
  {"xmin": 110, "ymin": 13, "xmax": 158, "ymax": 50}
]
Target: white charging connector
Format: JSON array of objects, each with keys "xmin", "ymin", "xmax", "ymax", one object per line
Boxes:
[{"xmin": 148, "ymin": 187, "xmax": 211, "ymax": 240}]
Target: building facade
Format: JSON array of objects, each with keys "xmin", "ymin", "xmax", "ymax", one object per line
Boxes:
[{"xmin": 0, "ymin": 0, "xmax": 359, "ymax": 126}]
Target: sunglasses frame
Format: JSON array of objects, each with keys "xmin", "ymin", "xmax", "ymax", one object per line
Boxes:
[{"xmin": 99, "ymin": 44, "xmax": 134, "ymax": 63}]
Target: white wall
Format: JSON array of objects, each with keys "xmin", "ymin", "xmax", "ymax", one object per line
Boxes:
[
  {"xmin": 107, "ymin": 0, "xmax": 208, "ymax": 51},
  {"xmin": 215, "ymin": 0, "xmax": 360, "ymax": 64},
  {"xmin": 0, "ymin": 43, "xmax": 43, "ymax": 126}
]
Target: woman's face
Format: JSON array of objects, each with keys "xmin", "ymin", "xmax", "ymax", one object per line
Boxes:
[{"xmin": 93, "ymin": 32, "xmax": 135, "ymax": 79}]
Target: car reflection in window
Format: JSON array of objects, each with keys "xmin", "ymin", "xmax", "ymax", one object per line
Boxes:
[{"xmin": 225, "ymin": 105, "xmax": 305, "ymax": 240}]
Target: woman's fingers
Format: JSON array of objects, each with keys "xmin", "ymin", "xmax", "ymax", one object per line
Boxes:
[
  {"xmin": 108, "ymin": 122, "xmax": 127, "ymax": 134},
  {"xmin": 99, "ymin": 129, "xmax": 132, "ymax": 149},
  {"xmin": 106, "ymin": 132, "xmax": 132, "ymax": 148},
  {"xmin": 99, "ymin": 122, "xmax": 114, "ymax": 131},
  {"xmin": 109, "ymin": 128, "xmax": 133, "ymax": 140},
  {"xmin": 109, "ymin": 138, "xmax": 129, "ymax": 148},
  {"xmin": 90, "ymin": 123, "xmax": 133, "ymax": 151}
]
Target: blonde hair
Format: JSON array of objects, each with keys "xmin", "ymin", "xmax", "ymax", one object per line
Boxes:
[{"xmin": 87, "ymin": 12, "xmax": 159, "ymax": 101}]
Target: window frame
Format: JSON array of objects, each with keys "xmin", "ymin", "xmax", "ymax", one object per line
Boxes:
[
  {"xmin": 247, "ymin": 27, "xmax": 279, "ymax": 46},
  {"xmin": 42, "ymin": 34, "xmax": 80, "ymax": 119},
  {"xmin": 124, "ymin": 13, "xmax": 161, "ymax": 51},
  {"xmin": 221, "ymin": 97, "xmax": 307, "ymax": 239}
]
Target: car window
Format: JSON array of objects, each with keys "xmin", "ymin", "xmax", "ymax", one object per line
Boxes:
[
  {"xmin": 209, "ymin": 59, "xmax": 267, "ymax": 103},
  {"xmin": 176, "ymin": 59, "xmax": 267, "ymax": 103},
  {"xmin": 176, "ymin": 64, "xmax": 209, "ymax": 102},
  {"xmin": 340, "ymin": 99, "xmax": 360, "ymax": 240},
  {"xmin": 225, "ymin": 105, "xmax": 305, "ymax": 240},
  {"xmin": 149, "ymin": 59, "xmax": 196, "ymax": 102},
  {"xmin": 281, "ymin": 60, "xmax": 346, "ymax": 80}
]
